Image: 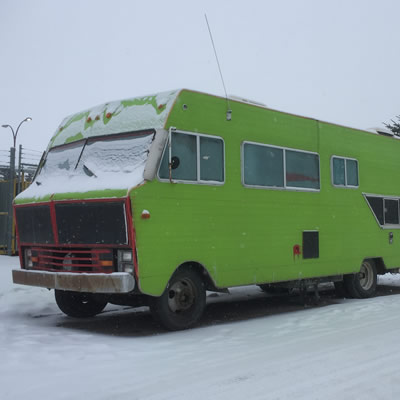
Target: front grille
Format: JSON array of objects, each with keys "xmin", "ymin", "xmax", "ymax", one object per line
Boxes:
[
  {"xmin": 55, "ymin": 202, "xmax": 127, "ymax": 245},
  {"xmin": 16, "ymin": 206, "xmax": 54, "ymax": 244},
  {"xmin": 16, "ymin": 201, "xmax": 128, "ymax": 246},
  {"xmin": 29, "ymin": 247, "xmax": 114, "ymax": 273}
]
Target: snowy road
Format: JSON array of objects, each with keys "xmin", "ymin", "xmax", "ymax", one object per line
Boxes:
[{"xmin": 1, "ymin": 255, "xmax": 400, "ymax": 400}]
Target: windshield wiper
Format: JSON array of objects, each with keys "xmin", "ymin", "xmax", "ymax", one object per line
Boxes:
[{"xmin": 83, "ymin": 164, "xmax": 97, "ymax": 178}]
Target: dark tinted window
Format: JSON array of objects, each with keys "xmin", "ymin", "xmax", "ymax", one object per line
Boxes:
[
  {"xmin": 384, "ymin": 199, "xmax": 399, "ymax": 225},
  {"xmin": 366, "ymin": 196, "xmax": 384, "ymax": 225}
]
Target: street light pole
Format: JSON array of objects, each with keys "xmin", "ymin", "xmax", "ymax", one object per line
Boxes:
[
  {"xmin": 2, "ymin": 116, "xmax": 32, "ymax": 148},
  {"xmin": 1, "ymin": 117, "xmax": 32, "ymax": 256}
]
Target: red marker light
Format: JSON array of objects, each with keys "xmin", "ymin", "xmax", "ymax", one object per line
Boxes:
[{"xmin": 141, "ymin": 210, "xmax": 150, "ymax": 219}]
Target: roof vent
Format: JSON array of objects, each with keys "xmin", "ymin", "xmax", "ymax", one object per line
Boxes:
[
  {"xmin": 367, "ymin": 127, "xmax": 395, "ymax": 137},
  {"xmin": 228, "ymin": 95, "xmax": 266, "ymax": 107}
]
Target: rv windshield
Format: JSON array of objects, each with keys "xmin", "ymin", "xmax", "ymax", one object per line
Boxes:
[{"xmin": 37, "ymin": 132, "xmax": 154, "ymax": 183}]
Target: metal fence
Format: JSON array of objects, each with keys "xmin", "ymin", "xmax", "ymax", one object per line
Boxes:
[{"xmin": 0, "ymin": 146, "xmax": 41, "ymax": 255}]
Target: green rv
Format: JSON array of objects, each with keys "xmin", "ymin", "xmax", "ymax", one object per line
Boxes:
[{"xmin": 12, "ymin": 89, "xmax": 400, "ymax": 330}]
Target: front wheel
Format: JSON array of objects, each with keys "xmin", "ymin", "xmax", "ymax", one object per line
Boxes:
[
  {"xmin": 55, "ymin": 290, "xmax": 108, "ymax": 318},
  {"xmin": 149, "ymin": 268, "xmax": 206, "ymax": 330},
  {"xmin": 343, "ymin": 259, "xmax": 377, "ymax": 299}
]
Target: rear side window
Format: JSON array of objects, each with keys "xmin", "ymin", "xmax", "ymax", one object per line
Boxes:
[
  {"xmin": 158, "ymin": 131, "xmax": 224, "ymax": 184},
  {"xmin": 332, "ymin": 156, "xmax": 359, "ymax": 187},
  {"xmin": 365, "ymin": 195, "xmax": 400, "ymax": 227}
]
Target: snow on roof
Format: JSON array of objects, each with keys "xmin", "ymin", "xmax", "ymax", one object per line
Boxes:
[{"xmin": 49, "ymin": 90, "xmax": 181, "ymax": 148}]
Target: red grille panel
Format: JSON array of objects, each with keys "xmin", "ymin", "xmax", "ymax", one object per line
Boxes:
[{"xmin": 29, "ymin": 247, "xmax": 114, "ymax": 273}]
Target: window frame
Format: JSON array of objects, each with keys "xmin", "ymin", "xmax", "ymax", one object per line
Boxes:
[
  {"xmin": 364, "ymin": 193, "xmax": 400, "ymax": 229},
  {"xmin": 241, "ymin": 141, "xmax": 320, "ymax": 192},
  {"xmin": 157, "ymin": 128, "xmax": 225, "ymax": 186},
  {"xmin": 331, "ymin": 155, "xmax": 359, "ymax": 188}
]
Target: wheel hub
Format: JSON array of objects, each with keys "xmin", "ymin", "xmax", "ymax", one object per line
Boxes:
[
  {"xmin": 359, "ymin": 262, "xmax": 373, "ymax": 290},
  {"xmin": 168, "ymin": 279, "xmax": 195, "ymax": 313}
]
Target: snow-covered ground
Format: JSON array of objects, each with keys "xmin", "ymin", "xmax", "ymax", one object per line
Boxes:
[{"xmin": 2, "ymin": 255, "xmax": 400, "ymax": 400}]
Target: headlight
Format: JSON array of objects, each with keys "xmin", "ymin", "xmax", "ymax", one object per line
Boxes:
[
  {"xmin": 117, "ymin": 250, "xmax": 134, "ymax": 273},
  {"xmin": 25, "ymin": 248, "xmax": 33, "ymax": 269},
  {"xmin": 122, "ymin": 251, "xmax": 132, "ymax": 262}
]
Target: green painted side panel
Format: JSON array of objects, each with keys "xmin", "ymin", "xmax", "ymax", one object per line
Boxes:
[{"xmin": 132, "ymin": 90, "xmax": 400, "ymax": 296}]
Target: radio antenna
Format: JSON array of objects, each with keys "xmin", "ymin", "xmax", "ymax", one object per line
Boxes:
[{"xmin": 205, "ymin": 14, "xmax": 232, "ymax": 121}]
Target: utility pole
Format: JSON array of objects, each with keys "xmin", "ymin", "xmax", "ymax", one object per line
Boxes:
[
  {"xmin": 6, "ymin": 148, "xmax": 15, "ymax": 256},
  {"xmin": 2, "ymin": 117, "xmax": 32, "ymax": 256},
  {"xmin": 17, "ymin": 144, "xmax": 22, "ymax": 194}
]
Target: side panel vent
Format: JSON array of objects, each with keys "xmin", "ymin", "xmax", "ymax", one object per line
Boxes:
[{"xmin": 303, "ymin": 231, "xmax": 319, "ymax": 259}]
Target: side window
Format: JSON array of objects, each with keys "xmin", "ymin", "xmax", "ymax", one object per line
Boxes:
[
  {"xmin": 242, "ymin": 142, "xmax": 319, "ymax": 191},
  {"xmin": 384, "ymin": 199, "xmax": 399, "ymax": 225},
  {"xmin": 332, "ymin": 158, "xmax": 345, "ymax": 185},
  {"xmin": 243, "ymin": 143, "xmax": 284, "ymax": 187},
  {"xmin": 200, "ymin": 136, "xmax": 224, "ymax": 182},
  {"xmin": 286, "ymin": 150, "xmax": 320, "ymax": 190},
  {"xmin": 366, "ymin": 196, "xmax": 384, "ymax": 225},
  {"xmin": 346, "ymin": 159, "xmax": 358, "ymax": 186},
  {"xmin": 170, "ymin": 132, "xmax": 197, "ymax": 181},
  {"xmin": 365, "ymin": 195, "xmax": 400, "ymax": 227},
  {"xmin": 158, "ymin": 131, "xmax": 224, "ymax": 184},
  {"xmin": 332, "ymin": 156, "xmax": 359, "ymax": 187}
]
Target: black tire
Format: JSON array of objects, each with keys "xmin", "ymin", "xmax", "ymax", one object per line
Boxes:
[
  {"xmin": 343, "ymin": 259, "xmax": 377, "ymax": 299},
  {"xmin": 334, "ymin": 281, "xmax": 349, "ymax": 298},
  {"xmin": 149, "ymin": 268, "xmax": 206, "ymax": 331},
  {"xmin": 55, "ymin": 290, "xmax": 108, "ymax": 318}
]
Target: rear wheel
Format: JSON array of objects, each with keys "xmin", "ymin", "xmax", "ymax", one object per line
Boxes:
[
  {"xmin": 343, "ymin": 259, "xmax": 377, "ymax": 299},
  {"xmin": 55, "ymin": 290, "xmax": 108, "ymax": 318},
  {"xmin": 149, "ymin": 268, "xmax": 206, "ymax": 330}
]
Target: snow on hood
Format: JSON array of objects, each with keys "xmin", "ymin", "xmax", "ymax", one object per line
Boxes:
[{"xmin": 48, "ymin": 90, "xmax": 180, "ymax": 149}]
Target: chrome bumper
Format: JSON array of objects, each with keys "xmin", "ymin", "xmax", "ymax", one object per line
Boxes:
[{"xmin": 12, "ymin": 269, "xmax": 135, "ymax": 294}]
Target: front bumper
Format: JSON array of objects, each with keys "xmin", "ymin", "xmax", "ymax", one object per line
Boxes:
[{"xmin": 12, "ymin": 269, "xmax": 135, "ymax": 294}]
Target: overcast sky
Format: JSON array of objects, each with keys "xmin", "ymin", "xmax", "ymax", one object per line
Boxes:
[{"xmin": 1, "ymin": 0, "xmax": 399, "ymax": 155}]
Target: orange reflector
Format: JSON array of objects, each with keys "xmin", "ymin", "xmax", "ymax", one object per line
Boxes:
[
  {"xmin": 31, "ymin": 256, "xmax": 38, "ymax": 262},
  {"xmin": 99, "ymin": 260, "xmax": 113, "ymax": 267}
]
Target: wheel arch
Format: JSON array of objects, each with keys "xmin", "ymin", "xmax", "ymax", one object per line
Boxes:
[
  {"xmin": 172, "ymin": 261, "xmax": 220, "ymax": 292},
  {"xmin": 371, "ymin": 257, "xmax": 386, "ymax": 275}
]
